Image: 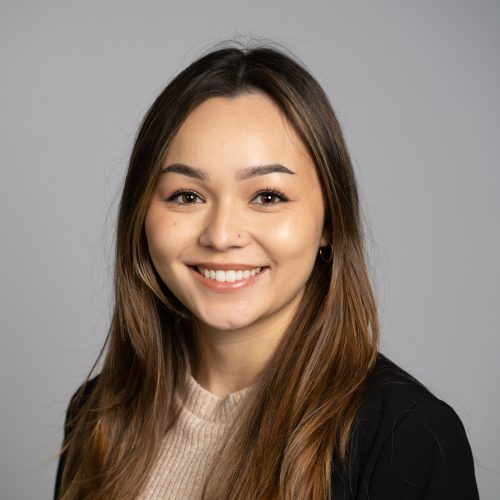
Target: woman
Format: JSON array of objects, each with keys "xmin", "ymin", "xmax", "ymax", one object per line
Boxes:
[{"xmin": 54, "ymin": 41, "xmax": 479, "ymax": 499}]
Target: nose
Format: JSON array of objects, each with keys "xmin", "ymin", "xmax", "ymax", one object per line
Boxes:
[{"xmin": 198, "ymin": 198, "xmax": 246, "ymax": 250}]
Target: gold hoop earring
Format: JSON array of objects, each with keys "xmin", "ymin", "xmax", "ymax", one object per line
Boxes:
[{"xmin": 319, "ymin": 242, "xmax": 333, "ymax": 262}]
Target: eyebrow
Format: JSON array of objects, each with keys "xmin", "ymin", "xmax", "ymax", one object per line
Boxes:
[{"xmin": 160, "ymin": 163, "xmax": 296, "ymax": 181}]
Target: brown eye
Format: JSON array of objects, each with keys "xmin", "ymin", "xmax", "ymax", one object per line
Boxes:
[
  {"xmin": 251, "ymin": 188, "xmax": 288, "ymax": 205},
  {"xmin": 166, "ymin": 190, "xmax": 204, "ymax": 205}
]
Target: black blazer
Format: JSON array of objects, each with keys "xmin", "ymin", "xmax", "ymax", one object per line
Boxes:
[{"xmin": 55, "ymin": 353, "xmax": 480, "ymax": 499}]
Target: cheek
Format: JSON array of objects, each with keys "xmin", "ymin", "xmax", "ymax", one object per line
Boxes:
[
  {"xmin": 145, "ymin": 208, "xmax": 186, "ymax": 253},
  {"xmin": 144, "ymin": 209, "xmax": 179, "ymax": 268},
  {"xmin": 264, "ymin": 209, "xmax": 322, "ymax": 263}
]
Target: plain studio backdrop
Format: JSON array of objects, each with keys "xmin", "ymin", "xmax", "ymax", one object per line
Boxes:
[{"xmin": 1, "ymin": 1, "xmax": 498, "ymax": 498}]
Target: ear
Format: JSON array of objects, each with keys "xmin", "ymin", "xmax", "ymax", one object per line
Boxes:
[{"xmin": 319, "ymin": 234, "xmax": 329, "ymax": 247}]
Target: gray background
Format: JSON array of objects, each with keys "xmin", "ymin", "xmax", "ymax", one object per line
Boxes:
[{"xmin": 1, "ymin": 1, "xmax": 498, "ymax": 498}]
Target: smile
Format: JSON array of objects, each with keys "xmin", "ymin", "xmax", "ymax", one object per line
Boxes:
[
  {"xmin": 196, "ymin": 266, "xmax": 264, "ymax": 282},
  {"xmin": 187, "ymin": 265, "xmax": 269, "ymax": 292}
]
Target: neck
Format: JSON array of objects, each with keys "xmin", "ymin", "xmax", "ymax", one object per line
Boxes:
[{"xmin": 190, "ymin": 295, "xmax": 301, "ymax": 398}]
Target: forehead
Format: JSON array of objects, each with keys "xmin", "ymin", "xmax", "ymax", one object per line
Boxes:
[{"xmin": 164, "ymin": 92, "xmax": 315, "ymax": 175}]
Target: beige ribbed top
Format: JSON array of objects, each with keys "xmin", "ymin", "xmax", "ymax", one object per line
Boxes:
[{"xmin": 139, "ymin": 366, "xmax": 254, "ymax": 499}]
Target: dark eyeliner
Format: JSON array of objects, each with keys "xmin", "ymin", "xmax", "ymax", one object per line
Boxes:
[
  {"xmin": 252, "ymin": 186, "xmax": 289, "ymax": 203},
  {"xmin": 165, "ymin": 188, "xmax": 204, "ymax": 204}
]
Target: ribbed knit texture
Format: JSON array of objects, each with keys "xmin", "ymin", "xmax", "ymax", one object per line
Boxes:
[{"xmin": 139, "ymin": 365, "xmax": 254, "ymax": 499}]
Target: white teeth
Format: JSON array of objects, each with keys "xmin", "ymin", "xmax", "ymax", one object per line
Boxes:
[{"xmin": 196, "ymin": 266, "xmax": 263, "ymax": 282}]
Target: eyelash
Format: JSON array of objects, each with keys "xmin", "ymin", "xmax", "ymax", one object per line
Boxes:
[{"xmin": 165, "ymin": 186, "xmax": 289, "ymax": 206}]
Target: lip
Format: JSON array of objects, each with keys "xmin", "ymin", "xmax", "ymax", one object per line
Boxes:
[
  {"xmin": 189, "ymin": 262, "xmax": 266, "ymax": 271},
  {"xmin": 187, "ymin": 264, "xmax": 269, "ymax": 293}
]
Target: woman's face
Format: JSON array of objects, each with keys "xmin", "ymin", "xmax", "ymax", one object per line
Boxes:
[{"xmin": 145, "ymin": 91, "xmax": 327, "ymax": 335}]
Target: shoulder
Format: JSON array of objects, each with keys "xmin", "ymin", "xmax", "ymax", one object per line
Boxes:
[
  {"xmin": 63, "ymin": 375, "xmax": 100, "ymax": 434},
  {"xmin": 340, "ymin": 353, "xmax": 479, "ymax": 499},
  {"xmin": 54, "ymin": 375, "xmax": 100, "ymax": 499},
  {"xmin": 356, "ymin": 352, "xmax": 450, "ymax": 430}
]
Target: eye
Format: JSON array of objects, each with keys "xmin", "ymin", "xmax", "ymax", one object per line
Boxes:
[
  {"xmin": 166, "ymin": 189, "xmax": 204, "ymax": 205},
  {"xmin": 251, "ymin": 187, "xmax": 289, "ymax": 205},
  {"xmin": 165, "ymin": 187, "xmax": 289, "ymax": 206}
]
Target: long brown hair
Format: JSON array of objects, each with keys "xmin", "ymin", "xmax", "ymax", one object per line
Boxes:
[{"xmin": 58, "ymin": 39, "xmax": 379, "ymax": 499}]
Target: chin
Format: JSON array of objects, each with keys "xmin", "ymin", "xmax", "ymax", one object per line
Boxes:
[{"xmin": 195, "ymin": 311, "xmax": 257, "ymax": 332}]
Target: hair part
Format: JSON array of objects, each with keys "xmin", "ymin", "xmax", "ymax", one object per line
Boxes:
[{"xmin": 58, "ymin": 38, "xmax": 379, "ymax": 499}]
